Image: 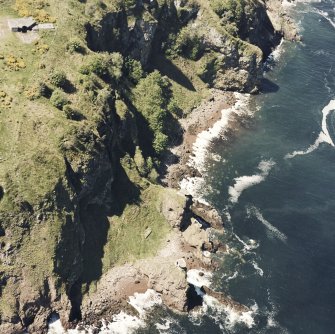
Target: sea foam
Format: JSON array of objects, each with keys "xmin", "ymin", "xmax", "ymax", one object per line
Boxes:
[
  {"xmin": 186, "ymin": 269, "xmax": 212, "ymax": 289},
  {"xmin": 180, "ymin": 92, "xmax": 251, "ymax": 203},
  {"xmin": 187, "ymin": 268, "xmax": 258, "ymax": 330},
  {"xmin": 228, "ymin": 160, "xmax": 275, "ymax": 204},
  {"xmin": 314, "ymin": 8, "xmax": 335, "ymax": 29},
  {"xmin": 264, "ymin": 38, "xmax": 285, "ymax": 71},
  {"xmin": 247, "ymin": 206, "xmax": 287, "ymax": 243},
  {"xmin": 285, "ymin": 99, "xmax": 335, "ymax": 159},
  {"xmin": 47, "ymin": 290, "xmax": 162, "ymax": 334},
  {"xmin": 201, "ymin": 296, "xmax": 258, "ymax": 330},
  {"xmin": 251, "ymin": 261, "xmax": 264, "ymax": 277},
  {"xmin": 233, "ymin": 233, "xmax": 259, "ymax": 253},
  {"xmin": 128, "ymin": 289, "xmax": 162, "ymax": 317}
]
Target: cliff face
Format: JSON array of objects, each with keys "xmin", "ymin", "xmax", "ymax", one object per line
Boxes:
[
  {"xmin": 83, "ymin": 0, "xmax": 297, "ymax": 95},
  {"xmin": 84, "ymin": 0, "xmax": 274, "ymax": 92},
  {"xmin": 0, "ymin": 0, "xmax": 296, "ymax": 332}
]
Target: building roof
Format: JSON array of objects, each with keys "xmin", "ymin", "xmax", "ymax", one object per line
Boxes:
[{"xmin": 7, "ymin": 17, "xmax": 36, "ymax": 29}]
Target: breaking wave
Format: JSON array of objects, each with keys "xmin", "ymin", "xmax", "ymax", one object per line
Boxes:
[
  {"xmin": 285, "ymin": 99, "xmax": 335, "ymax": 158},
  {"xmin": 180, "ymin": 93, "xmax": 251, "ymax": 203},
  {"xmin": 233, "ymin": 233, "xmax": 259, "ymax": 254},
  {"xmin": 314, "ymin": 7, "xmax": 335, "ymax": 29},
  {"xmin": 47, "ymin": 290, "xmax": 162, "ymax": 334},
  {"xmin": 251, "ymin": 261, "xmax": 264, "ymax": 277},
  {"xmin": 187, "ymin": 269, "xmax": 213, "ymax": 290},
  {"xmin": 187, "ymin": 268, "xmax": 259, "ymax": 330},
  {"xmin": 228, "ymin": 160, "xmax": 276, "ymax": 204},
  {"xmin": 264, "ymin": 38, "xmax": 285, "ymax": 71}
]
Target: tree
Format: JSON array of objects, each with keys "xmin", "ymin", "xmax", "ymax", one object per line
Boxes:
[
  {"xmin": 79, "ymin": 52, "xmax": 124, "ymax": 83},
  {"xmin": 134, "ymin": 71, "xmax": 172, "ymax": 154}
]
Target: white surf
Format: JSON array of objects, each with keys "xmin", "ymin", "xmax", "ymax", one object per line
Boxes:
[
  {"xmin": 228, "ymin": 160, "xmax": 275, "ymax": 204},
  {"xmin": 285, "ymin": 100, "xmax": 335, "ymax": 158},
  {"xmin": 248, "ymin": 206, "xmax": 287, "ymax": 243},
  {"xmin": 47, "ymin": 290, "xmax": 162, "ymax": 334}
]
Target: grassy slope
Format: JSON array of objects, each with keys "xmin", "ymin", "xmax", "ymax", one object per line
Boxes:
[{"xmin": 0, "ymin": 0, "xmax": 178, "ymax": 301}]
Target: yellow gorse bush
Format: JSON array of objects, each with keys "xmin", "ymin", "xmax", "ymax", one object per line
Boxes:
[
  {"xmin": 5, "ymin": 55, "xmax": 26, "ymax": 71},
  {"xmin": 14, "ymin": 0, "xmax": 56, "ymax": 23}
]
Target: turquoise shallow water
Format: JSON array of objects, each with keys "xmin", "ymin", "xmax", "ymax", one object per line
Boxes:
[{"xmin": 139, "ymin": 1, "xmax": 335, "ymax": 333}]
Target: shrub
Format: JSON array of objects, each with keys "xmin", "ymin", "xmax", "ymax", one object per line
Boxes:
[
  {"xmin": 79, "ymin": 53, "xmax": 123, "ymax": 82},
  {"xmin": 134, "ymin": 146, "xmax": 147, "ymax": 176},
  {"xmin": 211, "ymin": 0, "xmax": 245, "ymax": 34},
  {"xmin": 14, "ymin": 0, "xmax": 56, "ymax": 22},
  {"xmin": 66, "ymin": 39, "xmax": 85, "ymax": 54},
  {"xmin": 153, "ymin": 133, "xmax": 168, "ymax": 155},
  {"xmin": 50, "ymin": 89, "xmax": 68, "ymax": 110},
  {"xmin": 125, "ymin": 57, "xmax": 144, "ymax": 84},
  {"xmin": 38, "ymin": 82, "xmax": 52, "ymax": 98},
  {"xmin": 134, "ymin": 71, "xmax": 170, "ymax": 133},
  {"xmin": 115, "ymin": 99, "xmax": 128, "ymax": 119},
  {"xmin": 50, "ymin": 71, "xmax": 67, "ymax": 88},
  {"xmin": 24, "ymin": 82, "xmax": 51, "ymax": 100},
  {"xmin": 174, "ymin": 27, "xmax": 204, "ymax": 60},
  {"xmin": 114, "ymin": 0, "xmax": 137, "ymax": 9},
  {"xmin": 5, "ymin": 55, "xmax": 26, "ymax": 71},
  {"xmin": 63, "ymin": 105, "xmax": 83, "ymax": 121},
  {"xmin": 80, "ymin": 53, "xmax": 123, "ymax": 81},
  {"xmin": 34, "ymin": 41, "xmax": 49, "ymax": 54}
]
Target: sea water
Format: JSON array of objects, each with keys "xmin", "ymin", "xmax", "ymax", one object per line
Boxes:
[
  {"xmin": 144, "ymin": 1, "xmax": 335, "ymax": 332},
  {"xmin": 199, "ymin": 1, "xmax": 335, "ymax": 332}
]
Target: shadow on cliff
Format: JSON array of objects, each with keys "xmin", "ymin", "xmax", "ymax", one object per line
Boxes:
[
  {"xmin": 67, "ymin": 158, "xmax": 141, "ymax": 322},
  {"xmin": 151, "ymin": 54, "xmax": 196, "ymax": 92},
  {"xmin": 260, "ymin": 78, "xmax": 280, "ymax": 93}
]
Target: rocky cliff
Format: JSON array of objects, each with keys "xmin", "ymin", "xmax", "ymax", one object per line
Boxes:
[{"xmin": 0, "ymin": 0, "xmax": 297, "ymax": 332}]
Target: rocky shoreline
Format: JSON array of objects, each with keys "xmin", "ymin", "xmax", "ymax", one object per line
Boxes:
[
  {"xmin": 0, "ymin": 0, "xmax": 301, "ymax": 332},
  {"xmin": 74, "ymin": 196, "xmax": 228, "ymax": 331},
  {"xmin": 62, "ymin": 90, "xmax": 258, "ymax": 332},
  {"xmin": 59, "ymin": 2, "xmax": 301, "ymax": 330},
  {"xmin": 69, "ymin": 3, "xmax": 302, "ymax": 332}
]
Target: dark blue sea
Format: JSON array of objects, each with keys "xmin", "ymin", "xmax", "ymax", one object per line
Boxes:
[{"xmin": 140, "ymin": 1, "xmax": 335, "ymax": 333}]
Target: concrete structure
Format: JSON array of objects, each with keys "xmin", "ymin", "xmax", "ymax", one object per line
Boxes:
[
  {"xmin": 32, "ymin": 23, "xmax": 55, "ymax": 31},
  {"xmin": 7, "ymin": 17, "xmax": 36, "ymax": 32}
]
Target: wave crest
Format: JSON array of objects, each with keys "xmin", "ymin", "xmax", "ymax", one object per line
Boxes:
[
  {"xmin": 228, "ymin": 160, "xmax": 275, "ymax": 204},
  {"xmin": 285, "ymin": 99, "xmax": 335, "ymax": 159}
]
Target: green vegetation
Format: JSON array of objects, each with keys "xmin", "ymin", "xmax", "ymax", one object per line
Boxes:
[
  {"xmin": 14, "ymin": 0, "xmax": 56, "ymax": 22},
  {"xmin": 50, "ymin": 89, "xmax": 69, "ymax": 109},
  {"xmin": 63, "ymin": 105, "xmax": 83, "ymax": 121},
  {"xmin": 50, "ymin": 70, "xmax": 68, "ymax": 88},
  {"xmin": 66, "ymin": 38, "xmax": 85, "ymax": 54},
  {"xmin": 79, "ymin": 52, "xmax": 123, "ymax": 83},
  {"xmin": 197, "ymin": 52, "xmax": 224, "ymax": 85},
  {"xmin": 124, "ymin": 57, "xmax": 144, "ymax": 84},
  {"xmin": 0, "ymin": 0, "xmax": 268, "ymax": 326},
  {"xmin": 169, "ymin": 26, "xmax": 204, "ymax": 60},
  {"xmin": 134, "ymin": 71, "xmax": 172, "ymax": 154},
  {"xmin": 211, "ymin": 0, "xmax": 245, "ymax": 19},
  {"xmin": 103, "ymin": 185, "xmax": 171, "ymax": 268}
]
